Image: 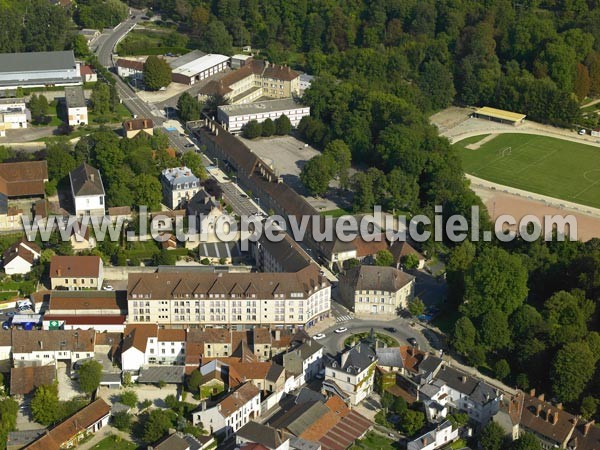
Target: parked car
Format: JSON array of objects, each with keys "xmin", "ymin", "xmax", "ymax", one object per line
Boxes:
[
  {"xmin": 579, "ymin": 129, "xmax": 586, "ymax": 135},
  {"xmin": 384, "ymin": 327, "xmax": 397, "ymax": 333},
  {"xmin": 334, "ymin": 327, "xmax": 348, "ymax": 333},
  {"xmin": 407, "ymin": 337, "xmax": 418, "ymax": 346},
  {"xmin": 2, "ymin": 320, "xmax": 10, "ymax": 330},
  {"xmin": 103, "ymin": 285, "xmax": 114, "ymax": 291},
  {"xmin": 314, "ymin": 333, "xmax": 326, "ymax": 340},
  {"xmin": 184, "ymin": 143, "xmax": 194, "ymax": 148}
]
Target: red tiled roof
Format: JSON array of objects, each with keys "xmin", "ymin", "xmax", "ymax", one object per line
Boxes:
[
  {"xmin": 49, "ymin": 255, "xmax": 102, "ymax": 278},
  {"xmin": 80, "ymin": 65, "xmax": 95, "ymax": 76},
  {"xmin": 10, "ymin": 365, "xmax": 56, "ymax": 395},
  {"xmin": 43, "ymin": 315, "xmax": 126, "ymax": 325},
  {"xmin": 0, "ymin": 161, "xmax": 48, "ymax": 197},
  {"xmin": 319, "ymin": 410, "xmax": 372, "ymax": 450},
  {"xmin": 116, "ymin": 59, "xmax": 144, "ymax": 71}
]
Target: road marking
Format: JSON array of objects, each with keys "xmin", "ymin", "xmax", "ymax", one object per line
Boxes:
[{"xmin": 336, "ymin": 315, "xmax": 353, "ymax": 322}]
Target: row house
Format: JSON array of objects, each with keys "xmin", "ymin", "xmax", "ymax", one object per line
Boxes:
[
  {"xmin": 283, "ymin": 333, "xmax": 324, "ymax": 387},
  {"xmin": 121, "ymin": 324, "xmax": 186, "ymax": 372},
  {"xmin": 126, "ymin": 265, "xmax": 331, "ymax": 328},
  {"xmin": 11, "ymin": 329, "xmax": 95, "ymax": 367}
]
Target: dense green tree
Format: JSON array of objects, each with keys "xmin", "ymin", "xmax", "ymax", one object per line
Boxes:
[
  {"xmin": 143, "ymin": 56, "xmax": 172, "ymax": 91},
  {"xmin": 408, "ymin": 297, "xmax": 426, "ymax": 317},
  {"xmin": 78, "ymin": 360, "xmax": 102, "ymax": 394},
  {"xmin": 261, "ymin": 118, "xmax": 275, "ymax": 137},
  {"xmin": 418, "ymin": 60, "xmax": 456, "ymax": 110},
  {"xmin": 31, "ymin": 383, "xmax": 60, "ymax": 425},
  {"xmin": 574, "ymin": 63, "xmax": 591, "ymax": 100},
  {"xmin": 242, "ymin": 120, "xmax": 262, "ymax": 139},
  {"xmin": 479, "ymin": 421, "xmax": 506, "ymax": 450},
  {"xmin": 494, "ymin": 359, "xmax": 511, "ymax": 380},
  {"xmin": 201, "ymin": 20, "xmax": 233, "ymax": 55},
  {"xmin": 91, "ymin": 82, "xmax": 111, "ymax": 116},
  {"xmin": 510, "ymin": 432, "xmax": 542, "ymax": 450},
  {"xmin": 544, "ymin": 290, "xmax": 594, "ymax": 346},
  {"xmin": 552, "ymin": 342, "xmax": 596, "ymax": 402},
  {"xmin": 142, "ymin": 409, "xmax": 175, "ymax": 443},
  {"xmin": 187, "ymin": 369, "xmax": 202, "ymax": 393},
  {"xmin": 300, "ymin": 154, "xmax": 334, "ymax": 196},
  {"xmin": 323, "ymin": 140, "xmax": 352, "ymax": 189},
  {"xmin": 75, "ymin": 0, "xmax": 129, "ymax": 29},
  {"xmin": 177, "ymin": 92, "xmax": 202, "ymax": 122},
  {"xmin": 46, "ymin": 140, "xmax": 77, "ymax": 182},
  {"xmin": 274, "ymin": 115, "xmax": 292, "ymax": 135},
  {"xmin": 452, "ymin": 316, "xmax": 477, "ymax": 355},
  {"xmin": 72, "ymin": 34, "xmax": 91, "ymax": 59},
  {"xmin": 580, "ymin": 396, "xmax": 598, "ymax": 420},
  {"xmin": 468, "ymin": 345, "xmax": 487, "ymax": 367},
  {"xmin": 402, "ymin": 254, "xmax": 420, "ymax": 270},
  {"xmin": 154, "ymin": 248, "xmax": 177, "ymax": 265},
  {"xmin": 0, "ymin": 398, "xmax": 18, "ymax": 450},
  {"xmin": 132, "ymin": 174, "xmax": 162, "ymax": 211},
  {"xmin": 181, "ymin": 151, "xmax": 206, "ymax": 180},
  {"xmin": 462, "ymin": 247, "xmax": 529, "ymax": 318},
  {"xmin": 375, "ymin": 249, "xmax": 394, "ymax": 267},
  {"xmin": 112, "ymin": 411, "xmax": 133, "ymax": 431},
  {"xmin": 479, "ymin": 309, "xmax": 511, "ymax": 350},
  {"xmin": 119, "ymin": 390, "xmax": 138, "ymax": 408},
  {"xmin": 398, "ymin": 409, "xmax": 425, "ymax": 437}
]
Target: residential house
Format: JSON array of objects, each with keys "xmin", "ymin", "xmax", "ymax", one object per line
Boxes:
[
  {"xmin": 283, "ymin": 336, "xmax": 324, "ymax": 387},
  {"xmin": 2, "ymin": 238, "xmax": 41, "ymax": 275},
  {"xmin": 0, "ymin": 161, "xmax": 48, "ymax": 212},
  {"xmin": 230, "ymin": 54, "xmax": 253, "ymax": 69},
  {"xmin": 192, "ymin": 381, "xmax": 261, "ymax": 437},
  {"xmin": 11, "ymin": 329, "xmax": 95, "ymax": 367},
  {"xmin": 419, "ymin": 363, "xmax": 501, "ymax": 425},
  {"xmin": 236, "ymin": 422, "xmax": 289, "ymax": 450},
  {"xmin": 217, "ymin": 99, "xmax": 310, "ymax": 134},
  {"xmin": 149, "ymin": 432, "xmax": 216, "ymax": 450},
  {"xmin": 121, "ymin": 324, "xmax": 186, "ymax": 372},
  {"xmin": 161, "ymin": 166, "xmax": 200, "ymax": 209},
  {"xmin": 407, "ymin": 420, "xmax": 459, "ymax": 450},
  {"xmin": 78, "ymin": 29, "xmax": 100, "ymax": 47},
  {"xmin": 186, "ymin": 187, "xmax": 223, "ymax": 242},
  {"xmin": 123, "ymin": 117, "xmax": 153, "ymax": 138},
  {"xmin": 252, "ymin": 232, "xmax": 313, "ymax": 274},
  {"xmin": 49, "ymin": 255, "xmax": 104, "ymax": 290},
  {"xmin": 0, "ymin": 98, "xmax": 27, "ymax": 137},
  {"xmin": 69, "ymin": 163, "xmax": 105, "ymax": 216},
  {"xmin": 127, "ymin": 265, "xmax": 331, "ymax": 328},
  {"xmin": 80, "ymin": 65, "xmax": 97, "ymax": 82},
  {"xmin": 24, "ymin": 399, "xmax": 110, "ymax": 450},
  {"xmin": 338, "ymin": 265, "xmax": 415, "ymax": 316},
  {"xmin": 64, "ymin": 86, "xmax": 88, "ymax": 126},
  {"xmin": 116, "ymin": 58, "xmax": 145, "ymax": 80},
  {"xmin": 323, "ymin": 343, "xmax": 377, "ymax": 405}
]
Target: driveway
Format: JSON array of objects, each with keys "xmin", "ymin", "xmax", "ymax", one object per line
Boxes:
[
  {"xmin": 57, "ymin": 362, "xmax": 84, "ymax": 401},
  {"xmin": 131, "ymin": 384, "xmax": 178, "ymax": 408},
  {"xmin": 15, "ymin": 398, "xmax": 46, "ymax": 432}
]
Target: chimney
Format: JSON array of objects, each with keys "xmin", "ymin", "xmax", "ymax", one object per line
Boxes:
[
  {"xmin": 201, "ymin": 401, "xmax": 206, "ymax": 411},
  {"xmin": 556, "ymin": 403, "xmax": 563, "ymax": 410},
  {"xmin": 538, "ymin": 393, "xmax": 545, "ymax": 402},
  {"xmin": 530, "ymin": 388, "xmax": 536, "ymax": 397},
  {"xmin": 536, "ymin": 404, "xmax": 542, "ymax": 417},
  {"xmin": 552, "ymin": 411, "xmax": 559, "ymax": 425},
  {"xmin": 461, "ymin": 376, "xmax": 467, "ymax": 383},
  {"xmin": 584, "ymin": 420, "xmax": 595, "ymax": 436},
  {"xmin": 57, "ymin": 267, "xmax": 62, "ymax": 277},
  {"xmin": 90, "ymin": 173, "xmax": 94, "ymax": 182},
  {"xmin": 275, "ymin": 330, "xmax": 280, "ymax": 340},
  {"xmin": 143, "ymin": 119, "xmax": 148, "ymax": 128},
  {"xmin": 39, "ymin": 341, "xmax": 43, "ymax": 350},
  {"xmin": 546, "ymin": 408, "xmax": 552, "ymax": 422}
]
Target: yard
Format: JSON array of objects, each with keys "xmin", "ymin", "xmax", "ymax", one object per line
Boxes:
[
  {"xmin": 344, "ymin": 332, "xmax": 400, "ymax": 348},
  {"xmin": 116, "ymin": 29, "xmax": 190, "ymax": 56},
  {"xmin": 90, "ymin": 435, "xmax": 137, "ymax": 450},
  {"xmin": 349, "ymin": 431, "xmax": 398, "ymax": 450}
]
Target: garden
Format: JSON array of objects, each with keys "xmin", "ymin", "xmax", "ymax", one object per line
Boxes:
[{"xmin": 344, "ymin": 330, "xmax": 400, "ymax": 348}]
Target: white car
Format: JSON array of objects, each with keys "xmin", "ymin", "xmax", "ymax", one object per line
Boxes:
[
  {"xmin": 334, "ymin": 327, "xmax": 348, "ymax": 333},
  {"xmin": 579, "ymin": 129, "xmax": 586, "ymax": 135},
  {"xmin": 314, "ymin": 333, "xmax": 326, "ymax": 340},
  {"xmin": 103, "ymin": 285, "xmax": 114, "ymax": 291}
]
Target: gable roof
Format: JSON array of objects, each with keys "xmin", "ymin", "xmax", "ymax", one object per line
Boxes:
[
  {"xmin": 519, "ymin": 393, "xmax": 577, "ymax": 446},
  {"xmin": 270, "ymin": 401, "xmax": 330, "ymax": 436},
  {"xmin": 123, "ymin": 118, "xmax": 153, "ymax": 131},
  {"xmin": 217, "ymin": 382, "xmax": 260, "ymax": 417},
  {"xmin": 25, "ymin": 399, "xmax": 110, "ymax": 450},
  {"xmin": 49, "ymin": 255, "xmax": 102, "ymax": 278},
  {"xmin": 116, "ymin": 58, "xmax": 144, "ymax": 71},
  {"xmin": 69, "ymin": 163, "xmax": 105, "ymax": 197},
  {"xmin": 122, "ymin": 324, "xmax": 158, "ymax": 353},
  {"xmin": 12, "ymin": 329, "xmax": 95, "ymax": 353},
  {"xmin": 0, "ymin": 161, "xmax": 48, "ymax": 197},
  {"xmin": 341, "ymin": 265, "xmax": 414, "ymax": 293},
  {"xmin": 2, "ymin": 238, "xmax": 41, "ymax": 266},
  {"xmin": 48, "ymin": 290, "xmax": 126, "ymax": 312},
  {"xmin": 10, "ymin": 366, "xmax": 56, "ymax": 395},
  {"xmin": 236, "ymin": 421, "xmax": 285, "ymax": 449}
]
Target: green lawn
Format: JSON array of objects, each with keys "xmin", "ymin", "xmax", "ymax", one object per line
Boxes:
[
  {"xmin": 455, "ymin": 133, "xmax": 600, "ymax": 209},
  {"xmin": 345, "ymin": 332, "xmax": 399, "ymax": 348},
  {"xmin": 320, "ymin": 208, "xmax": 353, "ymax": 218},
  {"xmin": 91, "ymin": 435, "xmax": 137, "ymax": 450},
  {"xmin": 349, "ymin": 432, "xmax": 398, "ymax": 450}
]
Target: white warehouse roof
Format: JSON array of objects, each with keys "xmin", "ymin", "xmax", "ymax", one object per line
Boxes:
[{"xmin": 172, "ymin": 53, "xmax": 229, "ymax": 78}]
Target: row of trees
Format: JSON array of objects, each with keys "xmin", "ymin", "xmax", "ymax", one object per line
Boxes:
[
  {"xmin": 241, "ymin": 115, "xmax": 292, "ymax": 139},
  {"xmin": 449, "ymin": 239, "xmax": 599, "ymax": 415}
]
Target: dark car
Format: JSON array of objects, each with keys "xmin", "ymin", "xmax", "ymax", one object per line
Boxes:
[
  {"xmin": 184, "ymin": 143, "xmax": 195, "ymax": 148},
  {"xmin": 384, "ymin": 327, "xmax": 397, "ymax": 333},
  {"xmin": 407, "ymin": 337, "xmax": 418, "ymax": 346}
]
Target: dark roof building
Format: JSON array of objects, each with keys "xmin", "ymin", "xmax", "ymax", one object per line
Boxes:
[
  {"xmin": 64, "ymin": 85, "xmax": 86, "ymax": 108},
  {"xmin": 69, "ymin": 163, "xmax": 105, "ymax": 197},
  {"xmin": 10, "ymin": 366, "xmax": 56, "ymax": 395},
  {"xmin": 0, "ymin": 50, "xmax": 81, "ymax": 89},
  {"xmin": 0, "ymin": 161, "xmax": 48, "ymax": 198}
]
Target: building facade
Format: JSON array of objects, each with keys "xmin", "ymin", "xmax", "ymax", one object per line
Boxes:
[
  {"xmin": 69, "ymin": 163, "xmax": 105, "ymax": 216},
  {"xmin": 324, "ymin": 343, "xmax": 377, "ymax": 405},
  {"xmin": 217, "ymin": 99, "xmax": 310, "ymax": 134},
  {"xmin": 127, "ymin": 265, "xmax": 331, "ymax": 328},
  {"xmin": 338, "ymin": 265, "xmax": 415, "ymax": 316},
  {"xmin": 65, "ymin": 86, "xmax": 88, "ymax": 126},
  {"xmin": 161, "ymin": 166, "xmax": 200, "ymax": 209},
  {"xmin": 2, "ymin": 239, "xmax": 41, "ymax": 275},
  {"xmin": 0, "ymin": 51, "xmax": 81, "ymax": 90},
  {"xmin": 11, "ymin": 329, "xmax": 95, "ymax": 366},
  {"xmin": 171, "ymin": 51, "xmax": 229, "ymax": 85},
  {"xmin": 49, "ymin": 255, "xmax": 104, "ymax": 290},
  {"xmin": 0, "ymin": 99, "xmax": 27, "ymax": 137}
]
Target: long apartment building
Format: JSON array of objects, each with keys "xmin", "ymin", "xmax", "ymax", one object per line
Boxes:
[{"xmin": 127, "ymin": 264, "xmax": 330, "ymax": 329}]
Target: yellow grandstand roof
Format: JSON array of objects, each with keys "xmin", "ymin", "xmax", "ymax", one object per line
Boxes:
[{"xmin": 475, "ymin": 106, "xmax": 526, "ymax": 122}]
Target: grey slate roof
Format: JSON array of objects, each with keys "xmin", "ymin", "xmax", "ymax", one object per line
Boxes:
[
  {"xmin": 170, "ymin": 50, "xmax": 207, "ymax": 69},
  {"xmin": 435, "ymin": 365, "xmax": 497, "ymax": 405},
  {"xmin": 418, "ymin": 355, "xmax": 443, "ymax": 376},
  {"xmin": 270, "ymin": 400, "xmax": 330, "ymax": 436},
  {"xmin": 65, "ymin": 86, "xmax": 86, "ymax": 108},
  {"xmin": 376, "ymin": 347, "xmax": 404, "ymax": 369},
  {"xmin": 328, "ymin": 343, "xmax": 376, "ymax": 374},
  {"xmin": 138, "ymin": 366, "xmax": 185, "ymax": 384},
  {"xmin": 290, "ymin": 437, "xmax": 321, "ymax": 450},
  {"xmin": 0, "ymin": 50, "xmax": 77, "ymax": 73},
  {"xmin": 265, "ymin": 363, "xmax": 285, "ymax": 383},
  {"xmin": 236, "ymin": 421, "xmax": 283, "ymax": 449},
  {"xmin": 341, "ymin": 265, "xmax": 415, "ymax": 293},
  {"xmin": 70, "ymin": 162, "xmax": 105, "ymax": 196},
  {"xmin": 294, "ymin": 339, "xmax": 323, "ymax": 360},
  {"xmin": 6, "ymin": 430, "xmax": 47, "ymax": 449},
  {"xmin": 295, "ymin": 387, "xmax": 325, "ymax": 405}
]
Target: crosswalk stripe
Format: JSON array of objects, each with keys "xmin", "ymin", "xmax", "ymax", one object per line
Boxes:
[{"xmin": 336, "ymin": 315, "xmax": 353, "ymax": 322}]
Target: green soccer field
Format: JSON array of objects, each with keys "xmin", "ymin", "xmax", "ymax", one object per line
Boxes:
[{"xmin": 455, "ymin": 133, "xmax": 600, "ymax": 209}]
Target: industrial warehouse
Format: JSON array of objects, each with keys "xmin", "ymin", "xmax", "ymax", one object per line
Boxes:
[{"xmin": 0, "ymin": 50, "xmax": 82, "ymax": 90}]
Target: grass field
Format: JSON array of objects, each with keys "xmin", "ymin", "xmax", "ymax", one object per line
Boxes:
[{"xmin": 455, "ymin": 133, "xmax": 600, "ymax": 209}]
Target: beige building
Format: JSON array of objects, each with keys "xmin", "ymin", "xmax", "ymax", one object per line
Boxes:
[
  {"xmin": 198, "ymin": 60, "xmax": 300, "ymax": 105},
  {"xmin": 126, "ymin": 264, "xmax": 330, "ymax": 328},
  {"xmin": 160, "ymin": 166, "xmax": 200, "ymax": 210},
  {"xmin": 338, "ymin": 265, "xmax": 415, "ymax": 316},
  {"xmin": 64, "ymin": 86, "xmax": 87, "ymax": 126},
  {"xmin": 49, "ymin": 255, "xmax": 104, "ymax": 290},
  {"xmin": 123, "ymin": 118, "xmax": 154, "ymax": 138}
]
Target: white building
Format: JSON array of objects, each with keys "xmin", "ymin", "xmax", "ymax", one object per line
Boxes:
[
  {"xmin": 116, "ymin": 58, "xmax": 144, "ymax": 80},
  {"xmin": 323, "ymin": 343, "xmax": 377, "ymax": 405},
  {"xmin": 0, "ymin": 50, "xmax": 81, "ymax": 90},
  {"xmin": 217, "ymin": 98, "xmax": 310, "ymax": 133},
  {"xmin": 0, "ymin": 98, "xmax": 27, "ymax": 137},
  {"xmin": 283, "ymin": 337, "xmax": 324, "ymax": 387},
  {"xmin": 69, "ymin": 162, "xmax": 105, "ymax": 216},
  {"xmin": 121, "ymin": 324, "xmax": 187, "ymax": 372},
  {"xmin": 230, "ymin": 54, "xmax": 253, "ymax": 69},
  {"xmin": 171, "ymin": 51, "xmax": 229, "ymax": 85},
  {"xmin": 49, "ymin": 255, "xmax": 104, "ymax": 290},
  {"xmin": 407, "ymin": 421, "xmax": 459, "ymax": 450},
  {"xmin": 338, "ymin": 265, "xmax": 415, "ymax": 316},
  {"xmin": 64, "ymin": 86, "xmax": 88, "ymax": 126},
  {"xmin": 192, "ymin": 382, "xmax": 261, "ymax": 437},
  {"xmin": 2, "ymin": 238, "xmax": 41, "ymax": 275},
  {"xmin": 161, "ymin": 166, "xmax": 200, "ymax": 209},
  {"xmin": 11, "ymin": 329, "xmax": 96, "ymax": 366},
  {"xmin": 299, "ymin": 73, "xmax": 314, "ymax": 93}
]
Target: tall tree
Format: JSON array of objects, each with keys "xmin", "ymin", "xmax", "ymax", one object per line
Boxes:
[
  {"xmin": 143, "ymin": 56, "xmax": 172, "ymax": 91},
  {"xmin": 452, "ymin": 316, "xmax": 477, "ymax": 355},
  {"xmin": 78, "ymin": 359, "xmax": 102, "ymax": 394},
  {"xmin": 551, "ymin": 341, "xmax": 596, "ymax": 402},
  {"xmin": 202, "ymin": 20, "xmax": 233, "ymax": 55},
  {"xmin": 31, "ymin": 383, "xmax": 60, "ymax": 425}
]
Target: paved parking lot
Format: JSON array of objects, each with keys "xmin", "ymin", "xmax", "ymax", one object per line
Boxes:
[{"xmin": 57, "ymin": 362, "xmax": 84, "ymax": 401}]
